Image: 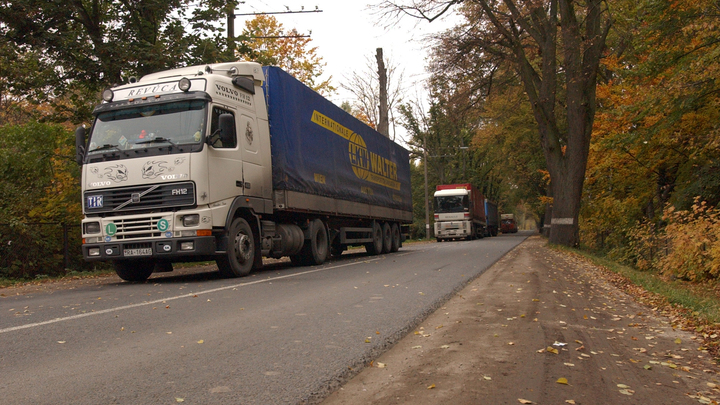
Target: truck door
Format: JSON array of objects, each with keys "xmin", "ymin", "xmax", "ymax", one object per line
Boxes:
[
  {"xmin": 207, "ymin": 106, "xmax": 244, "ymax": 203},
  {"xmin": 237, "ymin": 114, "xmax": 265, "ymax": 198}
]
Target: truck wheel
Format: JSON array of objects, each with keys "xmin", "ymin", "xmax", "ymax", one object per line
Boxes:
[
  {"xmin": 390, "ymin": 223, "xmax": 401, "ymax": 252},
  {"xmin": 114, "ymin": 259, "xmax": 154, "ymax": 282},
  {"xmin": 365, "ymin": 221, "xmax": 383, "ymax": 255},
  {"xmin": 217, "ymin": 217, "xmax": 255, "ymax": 277},
  {"xmin": 381, "ymin": 222, "xmax": 392, "ymax": 253},
  {"xmin": 306, "ymin": 219, "xmax": 329, "ymax": 265}
]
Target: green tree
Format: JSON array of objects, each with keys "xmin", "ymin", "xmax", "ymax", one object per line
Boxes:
[
  {"xmin": 0, "ymin": 0, "xmax": 233, "ymax": 123},
  {"xmin": 0, "ymin": 122, "xmax": 84, "ymax": 278}
]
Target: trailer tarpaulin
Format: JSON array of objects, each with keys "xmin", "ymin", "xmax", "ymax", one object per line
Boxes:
[{"xmin": 262, "ymin": 66, "xmax": 412, "ymax": 213}]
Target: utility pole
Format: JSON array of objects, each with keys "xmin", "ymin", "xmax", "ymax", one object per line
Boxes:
[
  {"xmin": 376, "ymin": 48, "xmax": 389, "ymax": 138},
  {"xmin": 226, "ymin": 0, "xmax": 239, "ymax": 56},
  {"xmin": 226, "ymin": 3, "xmax": 323, "ymax": 55},
  {"xmin": 424, "ymin": 133, "xmax": 430, "ymax": 239}
]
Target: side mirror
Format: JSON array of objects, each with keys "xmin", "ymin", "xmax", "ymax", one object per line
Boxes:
[
  {"xmin": 218, "ymin": 114, "xmax": 236, "ymax": 147},
  {"xmin": 75, "ymin": 126, "xmax": 86, "ymax": 166}
]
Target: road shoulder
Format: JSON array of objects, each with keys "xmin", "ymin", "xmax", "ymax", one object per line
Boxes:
[{"xmin": 322, "ymin": 236, "xmax": 720, "ymax": 405}]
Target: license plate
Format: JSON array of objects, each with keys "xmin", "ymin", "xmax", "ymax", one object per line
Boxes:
[{"xmin": 123, "ymin": 248, "xmax": 152, "ymax": 257}]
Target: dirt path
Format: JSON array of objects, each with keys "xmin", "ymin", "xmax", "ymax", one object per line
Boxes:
[{"xmin": 322, "ymin": 236, "xmax": 720, "ymax": 405}]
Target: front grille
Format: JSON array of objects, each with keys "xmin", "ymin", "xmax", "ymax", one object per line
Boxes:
[
  {"xmin": 85, "ymin": 182, "xmax": 195, "ymax": 214},
  {"xmin": 114, "ymin": 216, "xmax": 165, "ymax": 240}
]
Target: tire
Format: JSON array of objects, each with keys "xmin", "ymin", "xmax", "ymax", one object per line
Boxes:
[
  {"xmin": 217, "ymin": 217, "xmax": 255, "ymax": 277},
  {"xmin": 390, "ymin": 223, "xmax": 401, "ymax": 252},
  {"xmin": 305, "ymin": 219, "xmax": 329, "ymax": 265},
  {"xmin": 114, "ymin": 259, "xmax": 154, "ymax": 282},
  {"xmin": 291, "ymin": 219, "xmax": 329, "ymax": 266},
  {"xmin": 381, "ymin": 222, "xmax": 392, "ymax": 253},
  {"xmin": 365, "ymin": 221, "xmax": 383, "ymax": 255}
]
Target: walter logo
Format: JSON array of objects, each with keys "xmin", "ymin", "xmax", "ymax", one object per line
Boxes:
[
  {"xmin": 348, "ymin": 133, "xmax": 370, "ymax": 181},
  {"xmin": 311, "ymin": 110, "xmax": 400, "ymax": 190}
]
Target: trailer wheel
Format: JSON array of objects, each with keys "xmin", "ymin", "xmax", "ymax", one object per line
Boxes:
[
  {"xmin": 306, "ymin": 219, "xmax": 329, "ymax": 265},
  {"xmin": 114, "ymin": 259, "xmax": 154, "ymax": 282},
  {"xmin": 365, "ymin": 221, "xmax": 383, "ymax": 255},
  {"xmin": 390, "ymin": 223, "xmax": 401, "ymax": 252},
  {"xmin": 381, "ymin": 222, "xmax": 392, "ymax": 253},
  {"xmin": 217, "ymin": 217, "xmax": 255, "ymax": 277}
]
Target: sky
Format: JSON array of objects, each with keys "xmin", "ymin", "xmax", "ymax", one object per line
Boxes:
[{"xmin": 232, "ymin": 0, "xmax": 462, "ymax": 141}]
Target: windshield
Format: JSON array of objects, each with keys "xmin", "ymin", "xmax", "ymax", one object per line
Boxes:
[
  {"xmin": 434, "ymin": 195, "xmax": 469, "ymax": 213},
  {"xmin": 88, "ymin": 100, "xmax": 206, "ymax": 154}
]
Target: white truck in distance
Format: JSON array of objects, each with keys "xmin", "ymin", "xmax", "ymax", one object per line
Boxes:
[
  {"xmin": 433, "ymin": 183, "xmax": 497, "ymax": 241},
  {"xmin": 76, "ymin": 62, "xmax": 413, "ymax": 281}
]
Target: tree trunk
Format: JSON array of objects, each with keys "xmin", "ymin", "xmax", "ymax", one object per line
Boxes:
[{"xmin": 376, "ymin": 48, "xmax": 390, "ymax": 137}]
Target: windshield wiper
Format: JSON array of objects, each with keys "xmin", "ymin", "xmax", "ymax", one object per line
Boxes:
[
  {"xmin": 89, "ymin": 144, "xmax": 121, "ymax": 153},
  {"xmin": 134, "ymin": 137, "xmax": 177, "ymax": 146}
]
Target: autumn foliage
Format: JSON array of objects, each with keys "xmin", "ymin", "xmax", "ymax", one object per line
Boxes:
[{"xmin": 582, "ymin": 0, "xmax": 720, "ymax": 280}]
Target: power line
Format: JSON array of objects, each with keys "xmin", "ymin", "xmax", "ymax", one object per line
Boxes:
[{"xmin": 235, "ymin": 9, "xmax": 323, "ymax": 17}]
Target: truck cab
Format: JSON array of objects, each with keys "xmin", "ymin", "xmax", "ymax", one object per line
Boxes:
[{"xmin": 78, "ymin": 63, "xmax": 271, "ymax": 280}]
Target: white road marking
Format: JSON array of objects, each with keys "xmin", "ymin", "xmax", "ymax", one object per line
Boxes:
[{"xmin": 0, "ymin": 259, "xmax": 378, "ymax": 334}]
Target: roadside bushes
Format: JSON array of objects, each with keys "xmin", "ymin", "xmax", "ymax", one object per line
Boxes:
[
  {"xmin": 0, "ymin": 121, "xmax": 89, "ymax": 279},
  {"xmin": 658, "ymin": 201, "xmax": 720, "ymax": 281},
  {"xmin": 619, "ymin": 200, "xmax": 720, "ymax": 281}
]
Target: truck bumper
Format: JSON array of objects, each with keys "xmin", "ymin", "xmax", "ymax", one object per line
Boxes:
[
  {"xmin": 82, "ymin": 236, "xmax": 217, "ymax": 261},
  {"xmin": 434, "ymin": 221, "xmax": 472, "ymax": 239}
]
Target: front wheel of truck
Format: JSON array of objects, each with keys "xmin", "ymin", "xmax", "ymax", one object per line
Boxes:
[
  {"xmin": 114, "ymin": 259, "xmax": 155, "ymax": 282},
  {"xmin": 217, "ymin": 217, "xmax": 255, "ymax": 277}
]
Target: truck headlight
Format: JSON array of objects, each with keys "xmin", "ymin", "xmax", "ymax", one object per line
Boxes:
[
  {"xmin": 84, "ymin": 222, "xmax": 101, "ymax": 234},
  {"xmin": 179, "ymin": 77, "xmax": 191, "ymax": 92},
  {"xmin": 182, "ymin": 214, "xmax": 200, "ymax": 227}
]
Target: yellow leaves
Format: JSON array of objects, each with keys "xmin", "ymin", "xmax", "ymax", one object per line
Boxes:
[
  {"xmin": 556, "ymin": 377, "xmax": 568, "ymax": 385},
  {"xmin": 546, "ymin": 347, "xmax": 559, "ymax": 354},
  {"xmin": 427, "ymin": 384, "xmax": 435, "ymax": 389}
]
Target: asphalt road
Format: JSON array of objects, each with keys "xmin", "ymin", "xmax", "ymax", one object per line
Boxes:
[{"xmin": 0, "ymin": 232, "xmax": 529, "ymax": 405}]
